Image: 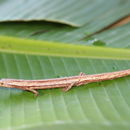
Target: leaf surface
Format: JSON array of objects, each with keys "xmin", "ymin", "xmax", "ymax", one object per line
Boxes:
[
  {"xmin": 0, "ymin": 0, "xmax": 130, "ymax": 27},
  {"xmin": 0, "ymin": 1, "xmax": 130, "ymax": 129},
  {"xmin": 0, "ymin": 37, "xmax": 130, "ymax": 130},
  {"xmin": 95, "ymin": 23, "xmax": 130, "ymax": 48}
]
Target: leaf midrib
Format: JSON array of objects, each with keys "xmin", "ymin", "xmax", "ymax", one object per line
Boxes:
[{"xmin": 0, "ymin": 36, "xmax": 130, "ymax": 60}]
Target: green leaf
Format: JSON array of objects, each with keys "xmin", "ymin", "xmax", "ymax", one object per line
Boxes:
[
  {"xmin": 0, "ymin": 0, "xmax": 130, "ymax": 27},
  {"xmin": 0, "ymin": 1, "xmax": 130, "ymax": 130},
  {"xmin": 95, "ymin": 23, "xmax": 130, "ymax": 48},
  {"xmin": 0, "ymin": 22, "xmax": 90, "ymax": 43},
  {"xmin": 0, "ymin": 21, "xmax": 129, "ymax": 49},
  {"xmin": 0, "ymin": 37, "xmax": 130, "ymax": 130},
  {"xmin": 0, "ymin": 52, "xmax": 130, "ymax": 130}
]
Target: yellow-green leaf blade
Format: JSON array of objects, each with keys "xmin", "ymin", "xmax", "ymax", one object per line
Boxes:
[{"xmin": 0, "ymin": 36, "xmax": 130, "ymax": 60}]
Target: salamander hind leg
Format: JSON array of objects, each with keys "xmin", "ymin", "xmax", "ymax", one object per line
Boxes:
[{"xmin": 28, "ymin": 89, "xmax": 39, "ymax": 96}]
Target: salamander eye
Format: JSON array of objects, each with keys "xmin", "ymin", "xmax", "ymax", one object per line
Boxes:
[{"xmin": 0, "ymin": 82, "xmax": 4, "ymax": 86}]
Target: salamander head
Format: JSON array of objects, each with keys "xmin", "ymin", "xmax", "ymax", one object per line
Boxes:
[
  {"xmin": 0, "ymin": 81, "xmax": 4, "ymax": 86},
  {"xmin": 0, "ymin": 79, "xmax": 8, "ymax": 86}
]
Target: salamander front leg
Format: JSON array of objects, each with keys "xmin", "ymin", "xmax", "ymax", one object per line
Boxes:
[
  {"xmin": 62, "ymin": 82, "xmax": 75, "ymax": 92},
  {"xmin": 79, "ymin": 72, "xmax": 87, "ymax": 76},
  {"xmin": 62, "ymin": 72, "xmax": 87, "ymax": 92}
]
